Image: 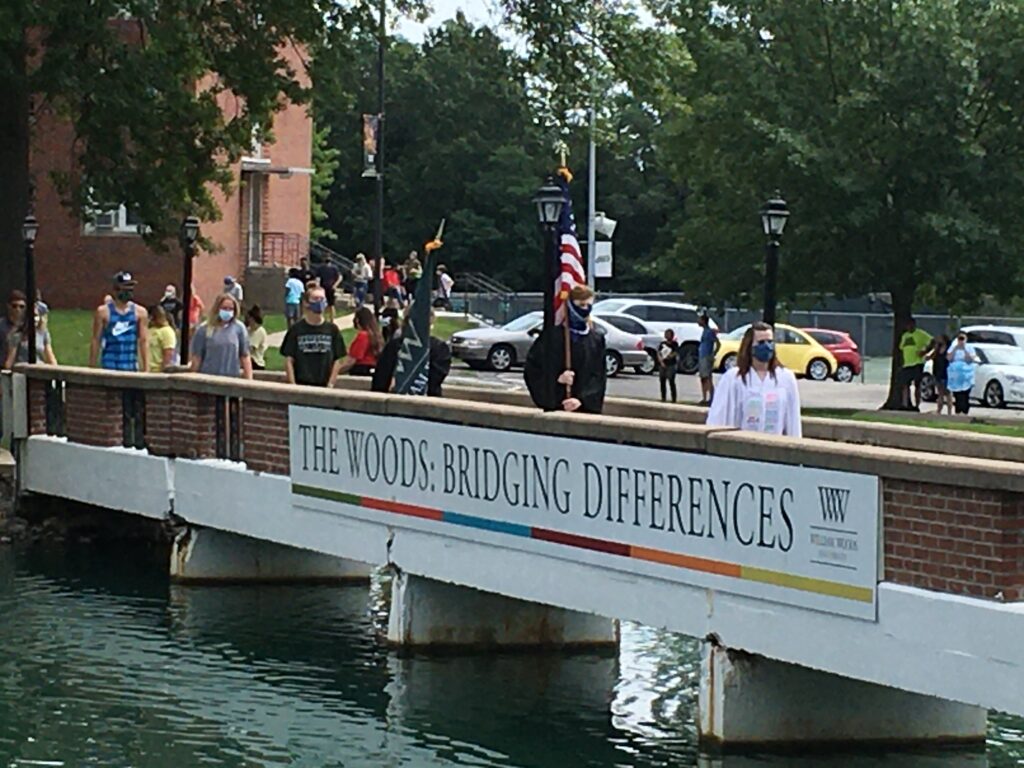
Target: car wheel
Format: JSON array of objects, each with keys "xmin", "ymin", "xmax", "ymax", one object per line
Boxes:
[
  {"xmin": 920, "ymin": 374, "xmax": 937, "ymax": 403},
  {"xmin": 834, "ymin": 363, "xmax": 855, "ymax": 383},
  {"xmin": 984, "ymin": 380, "xmax": 1006, "ymax": 409},
  {"xmin": 721, "ymin": 353, "xmax": 737, "ymax": 372},
  {"xmin": 487, "ymin": 344, "xmax": 515, "ymax": 372},
  {"xmin": 605, "ymin": 351, "xmax": 622, "ymax": 378},
  {"xmin": 635, "ymin": 351, "xmax": 656, "ymax": 375},
  {"xmin": 679, "ymin": 343, "xmax": 699, "ymax": 375},
  {"xmin": 806, "ymin": 358, "xmax": 830, "ymax": 381}
]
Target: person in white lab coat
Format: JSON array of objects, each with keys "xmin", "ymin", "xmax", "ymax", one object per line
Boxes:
[{"xmin": 706, "ymin": 321, "xmax": 802, "ymax": 437}]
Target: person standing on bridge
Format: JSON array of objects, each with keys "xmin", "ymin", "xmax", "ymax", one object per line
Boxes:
[
  {"xmin": 280, "ymin": 285, "xmax": 346, "ymax": 387},
  {"xmin": 90, "ymin": 272, "xmax": 149, "ymax": 372},
  {"xmin": 190, "ymin": 294, "xmax": 252, "ymax": 379},
  {"xmin": 706, "ymin": 321, "xmax": 802, "ymax": 437}
]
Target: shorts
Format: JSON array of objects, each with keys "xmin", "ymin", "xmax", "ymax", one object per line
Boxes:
[
  {"xmin": 285, "ymin": 303, "xmax": 300, "ymax": 320},
  {"xmin": 698, "ymin": 355, "xmax": 714, "ymax": 379},
  {"xmin": 900, "ymin": 363, "xmax": 924, "ymax": 386},
  {"xmin": 324, "ymin": 288, "xmax": 336, "ymax": 307}
]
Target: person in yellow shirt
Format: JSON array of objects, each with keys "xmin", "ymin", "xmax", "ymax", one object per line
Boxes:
[
  {"xmin": 148, "ymin": 305, "xmax": 178, "ymax": 372},
  {"xmin": 899, "ymin": 317, "xmax": 933, "ymax": 410}
]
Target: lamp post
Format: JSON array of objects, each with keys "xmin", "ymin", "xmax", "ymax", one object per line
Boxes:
[
  {"xmin": 373, "ymin": 0, "xmax": 385, "ymax": 317},
  {"xmin": 179, "ymin": 216, "xmax": 200, "ymax": 366},
  {"xmin": 21, "ymin": 215, "xmax": 38, "ymax": 364},
  {"xmin": 760, "ymin": 192, "xmax": 789, "ymax": 327},
  {"xmin": 532, "ymin": 178, "xmax": 565, "ymax": 409}
]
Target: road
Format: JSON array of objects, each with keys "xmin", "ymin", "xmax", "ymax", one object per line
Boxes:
[{"xmin": 444, "ymin": 358, "xmax": 1024, "ymax": 421}]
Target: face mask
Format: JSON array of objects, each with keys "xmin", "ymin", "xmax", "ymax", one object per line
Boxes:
[
  {"xmin": 218, "ymin": 309, "xmax": 234, "ymax": 323},
  {"xmin": 116, "ymin": 290, "xmax": 133, "ymax": 302},
  {"xmin": 752, "ymin": 340, "xmax": 775, "ymax": 362},
  {"xmin": 309, "ymin": 299, "xmax": 327, "ymax": 314},
  {"xmin": 567, "ymin": 302, "xmax": 592, "ymax": 337}
]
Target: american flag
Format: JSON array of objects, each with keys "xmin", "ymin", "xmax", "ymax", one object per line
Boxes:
[{"xmin": 553, "ymin": 174, "xmax": 585, "ymax": 324}]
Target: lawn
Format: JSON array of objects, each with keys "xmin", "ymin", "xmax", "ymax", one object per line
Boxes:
[
  {"xmin": 47, "ymin": 309, "xmax": 475, "ymax": 373},
  {"xmin": 805, "ymin": 408, "xmax": 1024, "ymax": 439}
]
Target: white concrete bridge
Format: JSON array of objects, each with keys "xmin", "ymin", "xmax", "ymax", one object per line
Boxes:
[{"xmin": 7, "ymin": 365, "xmax": 1024, "ymax": 749}]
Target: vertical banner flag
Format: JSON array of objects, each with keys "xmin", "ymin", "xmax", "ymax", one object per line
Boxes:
[
  {"xmin": 553, "ymin": 173, "xmax": 585, "ymax": 324},
  {"xmin": 361, "ymin": 114, "xmax": 380, "ymax": 178},
  {"xmin": 394, "ymin": 220, "xmax": 445, "ymax": 395}
]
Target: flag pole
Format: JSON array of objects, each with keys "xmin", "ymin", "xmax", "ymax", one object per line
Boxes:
[{"xmin": 556, "ymin": 145, "xmax": 573, "ymax": 402}]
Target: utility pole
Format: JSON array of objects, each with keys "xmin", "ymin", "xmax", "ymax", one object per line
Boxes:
[
  {"xmin": 373, "ymin": 0, "xmax": 385, "ymax": 317},
  {"xmin": 586, "ymin": 1, "xmax": 597, "ymax": 289}
]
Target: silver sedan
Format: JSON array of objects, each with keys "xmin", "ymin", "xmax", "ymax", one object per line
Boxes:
[{"xmin": 451, "ymin": 311, "xmax": 648, "ymax": 377}]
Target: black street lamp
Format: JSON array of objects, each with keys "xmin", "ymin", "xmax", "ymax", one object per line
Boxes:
[
  {"xmin": 22, "ymin": 215, "xmax": 38, "ymax": 364},
  {"xmin": 532, "ymin": 178, "xmax": 565, "ymax": 409},
  {"xmin": 760, "ymin": 191, "xmax": 789, "ymax": 327},
  {"xmin": 179, "ymin": 216, "xmax": 200, "ymax": 366},
  {"xmin": 373, "ymin": 0, "xmax": 386, "ymax": 317}
]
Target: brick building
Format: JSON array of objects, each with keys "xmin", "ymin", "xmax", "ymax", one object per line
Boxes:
[{"xmin": 29, "ymin": 44, "xmax": 313, "ymax": 311}]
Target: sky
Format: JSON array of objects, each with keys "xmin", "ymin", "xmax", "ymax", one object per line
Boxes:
[{"xmin": 394, "ymin": 0, "xmax": 502, "ymax": 42}]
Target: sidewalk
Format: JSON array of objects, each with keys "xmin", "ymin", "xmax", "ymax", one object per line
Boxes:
[{"xmin": 266, "ymin": 314, "xmax": 354, "ymax": 347}]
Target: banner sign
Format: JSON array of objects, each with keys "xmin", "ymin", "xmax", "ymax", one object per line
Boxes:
[
  {"xmin": 593, "ymin": 241, "xmax": 613, "ymax": 278},
  {"xmin": 361, "ymin": 114, "xmax": 380, "ymax": 178},
  {"xmin": 289, "ymin": 407, "xmax": 880, "ymax": 620}
]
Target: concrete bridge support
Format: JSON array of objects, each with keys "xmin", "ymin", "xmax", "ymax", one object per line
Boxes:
[
  {"xmin": 170, "ymin": 527, "xmax": 375, "ymax": 583},
  {"xmin": 699, "ymin": 643, "xmax": 987, "ymax": 749},
  {"xmin": 387, "ymin": 571, "xmax": 618, "ymax": 650}
]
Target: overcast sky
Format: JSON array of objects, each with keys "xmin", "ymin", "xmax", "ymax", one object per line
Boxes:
[{"xmin": 394, "ymin": 0, "xmax": 502, "ymax": 42}]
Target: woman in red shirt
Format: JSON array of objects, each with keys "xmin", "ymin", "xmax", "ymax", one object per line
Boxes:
[{"xmin": 339, "ymin": 306, "xmax": 384, "ymax": 376}]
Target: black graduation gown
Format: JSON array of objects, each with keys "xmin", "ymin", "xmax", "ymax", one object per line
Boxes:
[
  {"xmin": 370, "ymin": 333, "xmax": 451, "ymax": 397},
  {"xmin": 524, "ymin": 326, "xmax": 607, "ymax": 414}
]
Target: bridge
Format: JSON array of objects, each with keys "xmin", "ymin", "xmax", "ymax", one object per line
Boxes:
[{"xmin": 6, "ymin": 364, "xmax": 1024, "ymax": 749}]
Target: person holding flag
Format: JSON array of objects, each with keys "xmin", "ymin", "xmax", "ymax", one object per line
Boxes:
[{"xmin": 524, "ymin": 167, "xmax": 607, "ymax": 414}]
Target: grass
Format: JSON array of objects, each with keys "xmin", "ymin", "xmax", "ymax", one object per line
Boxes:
[
  {"xmin": 46, "ymin": 309, "xmax": 475, "ymax": 373},
  {"xmin": 805, "ymin": 408, "xmax": 1024, "ymax": 439}
]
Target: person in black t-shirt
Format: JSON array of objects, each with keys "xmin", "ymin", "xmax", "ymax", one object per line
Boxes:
[
  {"xmin": 657, "ymin": 329, "xmax": 680, "ymax": 403},
  {"xmin": 159, "ymin": 285, "xmax": 184, "ymax": 330},
  {"xmin": 280, "ymin": 286, "xmax": 346, "ymax": 386},
  {"xmin": 296, "ymin": 256, "xmax": 317, "ymax": 289}
]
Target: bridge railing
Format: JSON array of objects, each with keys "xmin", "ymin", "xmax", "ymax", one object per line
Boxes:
[{"xmin": 10, "ymin": 364, "xmax": 1024, "ymax": 604}]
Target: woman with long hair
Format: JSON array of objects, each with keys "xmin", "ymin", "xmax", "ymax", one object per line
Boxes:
[
  {"xmin": 338, "ymin": 306, "xmax": 384, "ymax": 375},
  {"xmin": 706, "ymin": 321, "xmax": 802, "ymax": 436},
  {"xmin": 189, "ymin": 293, "xmax": 252, "ymax": 378}
]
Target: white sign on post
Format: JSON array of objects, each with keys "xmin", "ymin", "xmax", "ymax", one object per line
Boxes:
[
  {"xmin": 593, "ymin": 241, "xmax": 613, "ymax": 278},
  {"xmin": 289, "ymin": 407, "xmax": 880, "ymax": 620}
]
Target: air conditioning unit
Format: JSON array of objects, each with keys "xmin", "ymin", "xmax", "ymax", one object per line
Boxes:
[{"xmin": 93, "ymin": 210, "xmax": 117, "ymax": 230}]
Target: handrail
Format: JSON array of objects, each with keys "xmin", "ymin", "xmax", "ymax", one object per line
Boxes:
[{"xmin": 13, "ymin": 364, "xmax": 1024, "ymax": 489}]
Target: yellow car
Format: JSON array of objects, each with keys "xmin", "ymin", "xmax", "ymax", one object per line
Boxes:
[{"xmin": 714, "ymin": 323, "xmax": 838, "ymax": 381}]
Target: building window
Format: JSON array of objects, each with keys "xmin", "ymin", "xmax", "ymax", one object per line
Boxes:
[{"xmin": 83, "ymin": 204, "xmax": 144, "ymax": 235}]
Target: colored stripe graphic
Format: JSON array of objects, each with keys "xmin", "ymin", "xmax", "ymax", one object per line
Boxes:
[{"xmin": 291, "ymin": 484, "xmax": 872, "ymax": 604}]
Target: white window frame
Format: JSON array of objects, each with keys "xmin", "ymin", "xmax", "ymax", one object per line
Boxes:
[{"xmin": 83, "ymin": 204, "xmax": 143, "ymax": 235}]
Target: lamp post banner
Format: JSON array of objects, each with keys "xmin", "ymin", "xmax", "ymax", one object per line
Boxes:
[{"xmin": 289, "ymin": 406, "xmax": 880, "ymax": 620}]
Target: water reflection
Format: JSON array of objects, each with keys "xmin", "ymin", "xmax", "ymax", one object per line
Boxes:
[{"xmin": 0, "ymin": 542, "xmax": 1010, "ymax": 767}]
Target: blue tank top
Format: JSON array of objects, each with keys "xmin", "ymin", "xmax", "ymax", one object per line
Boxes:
[{"xmin": 101, "ymin": 301, "xmax": 139, "ymax": 371}]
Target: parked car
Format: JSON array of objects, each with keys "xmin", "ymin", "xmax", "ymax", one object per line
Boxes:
[
  {"xmin": 802, "ymin": 328, "xmax": 862, "ymax": 383},
  {"xmin": 714, "ymin": 323, "xmax": 838, "ymax": 381},
  {"xmin": 450, "ymin": 311, "xmax": 648, "ymax": 377},
  {"xmin": 596, "ymin": 313, "xmax": 661, "ymax": 374},
  {"xmin": 590, "ymin": 299, "xmax": 715, "ymax": 375},
  {"xmin": 921, "ymin": 343, "xmax": 1024, "ymax": 408},
  {"xmin": 960, "ymin": 325, "xmax": 1024, "ymax": 349}
]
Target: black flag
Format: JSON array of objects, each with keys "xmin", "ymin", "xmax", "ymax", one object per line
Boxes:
[{"xmin": 393, "ymin": 220, "xmax": 444, "ymax": 394}]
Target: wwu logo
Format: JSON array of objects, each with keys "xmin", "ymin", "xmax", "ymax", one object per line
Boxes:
[{"xmin": 818, "ymin": 486, "xmax": 851, "ymax": 523}]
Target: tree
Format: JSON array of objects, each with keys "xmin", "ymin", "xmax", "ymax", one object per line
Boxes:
[
  {"xmin": 650, "ymin": 0, "xmax": 1024, "ymax": 407},
  {"xmin": 310, "ymin": 121, "xmax": 340, "ymax": 241}
]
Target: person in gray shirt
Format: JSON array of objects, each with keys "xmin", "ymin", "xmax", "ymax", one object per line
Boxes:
[{"xmin": 190, "ymin": 294, "xmax": 252, "ymax": 378}]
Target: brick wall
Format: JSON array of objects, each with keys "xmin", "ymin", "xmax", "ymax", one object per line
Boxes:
[
  {"xmin": 145, "ymin": 390, "xmax": 218, "ymax": 459},
  {"xmin": 64, "ymin": 385, "xmax": 123, "ymax": 447},
  {"xmin": 242, "ymin": 399, "xmax": 289, "ymax": 475},
  {"xmin": 884, "ymin": 479, "xmax": 1024, "ymax": 601},
  {"xmin": 28, "ymin": 380, "xmax": 46, "ymax": 436}
]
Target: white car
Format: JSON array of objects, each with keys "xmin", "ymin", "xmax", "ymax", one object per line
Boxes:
[
  {"xmin": 962, "ymin": 325, "xmax": 1024, "ymax": 349},
  {"xmin": 595, "ymin": 313, "xmax": 661, "ymax": 375},
  {"xmin": 921, "ymin": 343, "xmax": 1024, "ymax": 408},
  {"xmin": 591, "ymin": 299, "xmax": 716, "ymax": 375}
]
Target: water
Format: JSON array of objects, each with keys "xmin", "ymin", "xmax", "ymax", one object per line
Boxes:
[{"xmin": 0, "ymin": 542, "xmax": 1019, "ymax": 767}]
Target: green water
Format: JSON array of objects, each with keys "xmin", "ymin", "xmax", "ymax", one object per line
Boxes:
[{"xmin": 0, "ymin": 542, "xmax": 1020, "ymax": 767}]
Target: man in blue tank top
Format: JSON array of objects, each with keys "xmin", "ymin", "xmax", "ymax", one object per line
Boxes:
[{"xmin": 90, "ymin": 271, "xmax": 150, "ymax": 371}]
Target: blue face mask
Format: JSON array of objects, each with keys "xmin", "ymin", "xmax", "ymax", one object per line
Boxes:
[
  {"xmin": 568, "ymin": 302, "xmax": 591, "ymax": 337},
  {"xmin": 752, "ymin": 340, "xmax": 775, "ymax": 362},
  {"xmin": 309, "ymin": 299, "xmax": 327, "ymax": 314},
  {"xmin": 218, "ymin": 308, "xmax": 234, "ymax": 323}
]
